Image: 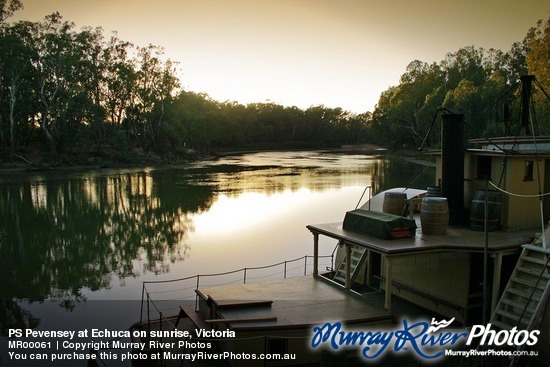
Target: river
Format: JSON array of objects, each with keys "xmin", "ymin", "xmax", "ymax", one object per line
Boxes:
[{"xmin": 0, "ymin": 150, "xmax": 434, "ymax": 363}]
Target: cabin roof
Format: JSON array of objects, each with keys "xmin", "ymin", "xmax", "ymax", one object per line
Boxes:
[
  {"xmin": 307, "ymin": 222, "xmax": 535, "ymax": 256},
  {"xmin": 468, "ymin": 136, "xmax": 550, "ymax": 146},
  {"xmin": 309, "ymin": 187, "xmax": 536, "ymax": 256},
  {"xmin": 425, "ymin": 136, "xmax": 550, "ymax": 156}
]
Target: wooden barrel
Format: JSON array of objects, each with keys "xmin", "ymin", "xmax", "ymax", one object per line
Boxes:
[
  {"xmin": 470, "ymin": 190, "xmax": 502, "ymax": 231},
  {"xmin": 426, "ymin": 186, "xmax": 442, "ymax": 197},
  {"xmin": 421, "ymin": 197, "xmax": 449, "ymax": 235},
  {"xmin": 383, "ymin": 192, "xmax": 407, "ymax": 216}
]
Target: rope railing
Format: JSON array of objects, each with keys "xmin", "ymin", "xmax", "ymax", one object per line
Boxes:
[
  {"xmin": 140, "ymin": 254, "xmax": 334, "ymax": 324},
  {"xmin": 486, "ymin": 180, "xmax": 548, "ymax": 251},
  {"xmin": 141, "ymin": 291, "xmax": 316, "ymax": 342},
  {"xmin": 488, "ymin": 180, "xmax": 550, "ymax": 198}
]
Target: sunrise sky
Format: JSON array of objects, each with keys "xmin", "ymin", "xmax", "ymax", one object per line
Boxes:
[{"xmin": 11, "ymin": 0, "xmax": 550, "ymax": 113}]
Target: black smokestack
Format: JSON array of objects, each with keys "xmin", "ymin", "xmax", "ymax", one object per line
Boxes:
[
  {"xmin": 520, "ymin": 75, "xmax": 535, "ymax": 136},
  {"xmin": 441, "ymin": 113, "xmax": 465, "ymax": 225}
]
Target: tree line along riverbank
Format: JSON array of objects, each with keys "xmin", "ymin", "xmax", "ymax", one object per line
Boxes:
[{"xmin": 1, "ymin": 4, "xmax": 548, "ymax": 168}]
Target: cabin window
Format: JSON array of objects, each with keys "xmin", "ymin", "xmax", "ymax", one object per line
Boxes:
[
  {"xmin": 524, "ymin": 160, "xmax": 534, "ymax": 181},
  {"xmin": 268, "ymin": 338, "xmax": 288, "ymax": 354},
  {"xmin": 476, "ymin": 156, "xmax": 492, "ymax": 180}
]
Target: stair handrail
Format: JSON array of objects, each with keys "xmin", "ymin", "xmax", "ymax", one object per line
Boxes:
[
  {"xmin": 517, "ymin": 245, "xmax": 550, "ymax": 330},
  {"xmin": 510, "ymin": 245, "xmax": 550, "ymax": 367}
]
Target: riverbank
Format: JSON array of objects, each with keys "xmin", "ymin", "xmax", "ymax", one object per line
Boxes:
[
  {"xmin": 0, "ymin": 147, "xmax": 203, "ymax": 173},
  {"xmin": 0, "ymin": 144, "xmax": 434, "ymax": 173},
  {"xmin": 0, "ymin": 141, "xmax": 330, "ymax": 171},
  {"xmin": 391, "ymin": 149, "xmax": 436, "ymax": 167}
]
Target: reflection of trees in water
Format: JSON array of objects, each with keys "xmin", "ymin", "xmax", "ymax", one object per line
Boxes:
[
  {"xmin": 0, "ymin": 171, "xmax": 215, "ymax": 306},
  {"xmin": 0, "ymin": 299, "xmax": 40, "ymax": 337},
  {"xmin": 0, "ymin": 156, "xmax": 434, "ymax": 333},
  {"xmin": 206, "ymin": 163, "xmax": 379, "ymax": 195},
  {"xmin": 202, "ymin": 157, "xmax": 434, "ymax": 197},
  {"xmin": 376, "ymin": 159, "xmax": 435, "ymax": 192}
]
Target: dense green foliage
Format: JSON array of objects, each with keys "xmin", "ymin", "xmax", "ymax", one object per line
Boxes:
[
  {"xmin": 0, "ymin": 4, "xmax": 549, "ymax": 162},
  {"xmin": 0, "ymin": 10, "xmax": 183, "ymax": 161},
  {"xmin": 0, "ymin": 8, "xmax": 369, "ymax": 162},
  {"xmin": 370, "ymin": 18, "xmax": 550, "ymax": 149}
]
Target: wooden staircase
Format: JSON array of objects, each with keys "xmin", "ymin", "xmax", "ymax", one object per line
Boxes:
[
  {"xmin": 490, "ymin": 244, "xmax": 550, "ymax": 333},
  {"xmin": 332, "ymin": 244, "xmax": 368, "ymax": 285}
]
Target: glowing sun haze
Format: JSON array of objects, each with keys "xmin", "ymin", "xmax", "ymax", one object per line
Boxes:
[{"xmin": 12, "ymin": 0, "xmax": 550, "ymax": 113}]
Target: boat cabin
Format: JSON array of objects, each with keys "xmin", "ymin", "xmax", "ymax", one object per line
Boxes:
[{"xmin": 433, "ymin": 135, "xmax": 550, "ymax": 230}]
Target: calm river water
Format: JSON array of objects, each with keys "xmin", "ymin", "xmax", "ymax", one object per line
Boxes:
[{"xmin": 0, "ymin": 150, "xmax": 434, "ymax": 359}]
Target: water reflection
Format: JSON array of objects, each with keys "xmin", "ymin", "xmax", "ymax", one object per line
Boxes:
[
  {"xmin": 0, "ymin": 172, "xmax": 209, "ymax": 300},
  {"xmin": 198, "ymin": 151, "xmax": 433, "ymax": 197},
  {"xmin": 0, "ymin": 151, "xmax": 435, "ymax": 333}
]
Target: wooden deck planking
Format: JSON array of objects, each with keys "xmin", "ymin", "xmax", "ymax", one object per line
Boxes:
[{"xmin": 196, "ymin": 275, "xmax": 392, "ymax": 331}]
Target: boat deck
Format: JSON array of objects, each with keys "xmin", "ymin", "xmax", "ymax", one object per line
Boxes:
[
  {"xmin": 323, "ymin": 186, "xmax": 536, "ymax": 255},
  {"xmin": 307, "ymin": 221, "xmax": 536, "ymax": 255},
  {"xmin": 121, "ymin": 274, "xmax": 518, "ymax": 367},
  {"xmin": 306, "ymin": 210, "xmax": 535, "ymax": 312},
  {"xmin": 195, "ymin": 275, "xmax": 393, "ymax": 331}
]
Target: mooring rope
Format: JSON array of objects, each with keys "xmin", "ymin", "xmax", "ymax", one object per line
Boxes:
[{"xmin": 488, "ymin": 181, "xmax": 550, "ymax": 198}]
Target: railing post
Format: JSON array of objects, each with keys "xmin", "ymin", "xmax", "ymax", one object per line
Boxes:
[
  {"xmin": 304, "ymin": 256, "xmax": 307, "ymax": 275},
  {"xmin": 194, "ymin": 275, "xmax": 200, "ymax": 311},
  {"xmin": 313, "ymin": 233, "xmax": 319, "ymax": 276},
  {"xmin": 244, "ymin": 268, "xmax": 247, "ymax": 284},
  {"xmin": 284, "ymin": 261, "xmax": 287, "ymax": 279},
  {"xmin": 140, "ymin": 284, "xmax": 145, "ymax": 324},
  {"xmin": 159, "ymin": 311, "xmax": 163, "ymax": 342},
  {"xmin": 146, "ymin": 293, "xmax": 151, "ymax": 335}
]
